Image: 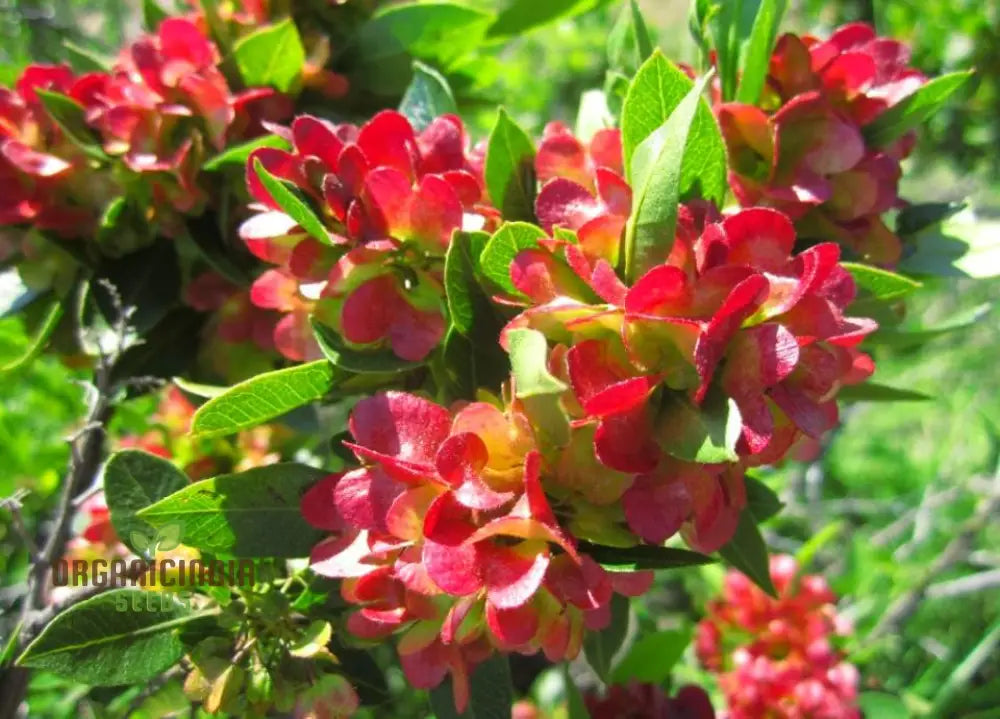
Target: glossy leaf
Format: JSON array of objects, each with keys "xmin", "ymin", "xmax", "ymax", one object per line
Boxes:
[
  {"xmin": 863, "ymin": 71, "xmax": 974, "ymax": 148},
  {"xmin": 399, "ymin": 60, "xmax": 456, "ymax": 131},
  {"xmin": 583, "ymin": 593, "xmax": 630, "ymax": 683},
  {"xmin": 233, "ymin": 18, "xmax": 305, "ymax": 92},
  {"xmin": 203, "ymin": 135, "xmax": 290, "ymax": 171},
  {"xmin": 104, "ymin": 449, "xmax": 189, "ymax": 556},
  {"xmin": 138, "ymin": 463, "xmax": 326, "ymax": 557},
  {"xmin": 624, "ymin": 69, "xmax": 713, "ymax": 280},
  {"xmin": 735, "ymin": 0, "xmax": 787, "ymax": 104},
  {"xmin": 579, "ymin": 542, "xmax": 715, "ymax": 572},
  {"xmin": 479, "ymin": 222, "xmax": 547, "ymax": 296},
  {"xmin": 842, "ymin": 262, "xmax": 921, "ymax": 301},
  {"xmin": 429, "ymin": 653, "xmax": 512, "ymax": 719},
  {"xmin": 837, "ymin": 382, "xmax": 932, "ymax": 402},
  {"xmin": 718, "ymin": 508, "xmax": 777, "ymax": 598},
  {"xmin": 191, "ymin": 360, "xmax": 337, "ymax": 438},
  {"xmin": 444, "ymin": 230, "xmax": 493, "ymax": 337},
  {"xmin": 312, "ymin": 319, "xmax": 423, "ymax": 374},
  {"xmin": 484, "ymin": 110, "xmax": 537, "ymax": 223},
  {"xmin": 252, "ymin": 157, "xmax": 331, "ymax": 246},
  {"xmin": 610, "ymin": 628, "xmax": 690, "ymax": 684},
  {"xmin": 17, "ymin": 590, "xmax": 197, "ymax": 685},
  {"xmin": 656, "ymin": 390, "xmax": 741, "ymax": 464}
]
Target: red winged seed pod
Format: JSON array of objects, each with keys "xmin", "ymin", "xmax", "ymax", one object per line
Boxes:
[
  {"xmin": 715, "ymin": 23, "xmax": 927, "ymax": 266},
  {"xmin": 504, "ymin": 123, "xmax": 877, "ymax": 553},
  {"xmin": 0, "ymin": 65, "xmax": 113, "ymax": 235},
  {"xmin": 240, "ymin": 110, "xmax": 494, "ymax": 362},
  {"xmin": 301, "ymin": 391, "xmax": 652, "ymax": 711},
  {"xmin": 697, "ymin": 555, "xmax": 859, "ymax": 719}
]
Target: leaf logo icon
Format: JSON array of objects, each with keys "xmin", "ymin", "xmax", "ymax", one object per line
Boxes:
[{"xmin": 155, "ymin": 523, "xmax": 183, "ymax": 552}]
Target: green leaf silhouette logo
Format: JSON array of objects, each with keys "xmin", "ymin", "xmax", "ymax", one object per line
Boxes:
[{"xmin": 130, "ymin": 523, "xmax": 184, "ymax": 555}]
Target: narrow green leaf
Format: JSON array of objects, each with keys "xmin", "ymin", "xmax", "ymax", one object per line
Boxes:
[
  {"xmin": 172, "ymin": 377, "xmax": 228, "ymax": 399},
  {"xmin": 138, "ymin": 463, "xmax": 326, "ymax": 557},
  {"xmin": 444, "ymin": 230, "xmax": 492, "ymax": 336},
  {"xmin": 104, "ymin": 450, "xmax": 189, "ymax": 556},
  {"xmin": 624, "ymin": 69, "xmax": 712, "ymax": 280},
  {"xmin": 506, "ymin": 328, "xmax": 567, "ymax": 397},
  {"xmin": 607, "ymin": 0, "xmax": 654, "ymax": 75},
  {"xmin": 745, "ymin": 475, "xmax": 783, "ymax": 522},
  {"xmin": 487, "ymin": 0, "xmax": 596, "ymax": 39},
  {"xmin": 863, "ymin": 71, "xmax": 974, "ymax": 148},
  {"xmin": 399, "ymin": 61, "xmax": 456, "ymax": 131},
  {"xmin": 1, "ymin": 298, "xmax": 62, "ymax": 373},
  {"xmin": 719, "ymin": 508, "xmax": 777, "ymax": 598},
  {"xmin": 610, "ymin": 628, "xmax": 691, "ymax": 684},
  {"xmin": 233, "ymin": 18, "xmax": 305, "ymax": 92},
  {"xmin": 895, "ymin": 201, "xmax": 965, "ymax": 237},
  {"xmin": 429, "ymin": 653, "xmax": 512, "ymax": 718},
  {"xmin": 203, "ymin": 134, "xmax": 290, "ymax": 171},
  {"xmin": 841, "ymin": 262, "xmax": 921, "ymax": 301},
  {"xmin": 735, "ymin": 0, "xmax": 787, "ymax": 104},
  {"xmin": 583, "ymin": 593, "xmax": 630, "ymax": 683},
  {"xmin": 868, "ymin": 302, "xmax": 992, "ymax": 349},
  {"xmin": 312, "ymin": 319, "xmax": 423, "ymax": 374},
  {"xmin": 252, "ymin": 157, "xmax": 331, "ymax": 246},
  {"xmin": 142, "ymin": 0, "xmax": 168, "ymax": 30},
  {"xmin": 837, "ymin": 382, "xmax": 932, "ymax": 402},
  {"xmin": 17, "ymin": 590, "xmax": 197, "ymax": 685},
  {"xmin": 35, "ymin": 89, "xmax": 107, "ymax": 160},
  {"xmin": 479, "ymin": 222, "xmax": 546, "ymax": 295},
  {"xmin": 579, "ymin": 542, "xmax": 715, "ymax": 571},
  {"xmin": 63, "ymin": 40, "xmax": 112, "ymax": 72},
  {"xmin": 563, "ymin": 664, "xmax": 589, "ymax": 719},
  {"xmin": 191, "ymin": 360, "xmax": 336, "ymax": 438},
  {"xmin": 709, "ymin": 0, "xmax": 740, "ymax": 101},
  {"xmin": 898, "ymin": 215, "xmax": 1000, "ymax": 279},
  {"xmin": 484, "ymin": 111, "xmax": 537, "ymax": 223},
  {"xmin": 857, "ymin": 692, "xmax": 910, "ymax": 719},
  {"xmin": 656, "ymin": 390, "xmax": 741, "ymax": 464}
]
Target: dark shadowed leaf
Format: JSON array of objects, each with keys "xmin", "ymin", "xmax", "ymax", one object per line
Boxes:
[
  {"xmin": 583, "ymin": 593, "xmax": 630, "ymax": 683},
  {"xmin": 484, "ymin": 110, "xmax": 537, "ymax": 223},
  {"xmin": 579, "ymin": 542, "xmax": 715, "ymax": 572},
  {"xmin": 429, "ymin": 653, "xmax": 512, "ymax": 718},
  {"xmin": 610, "ymin": 628, "xmax": 690, "ymax": 684},
  {"xmin": 104, "ymin": 449, "xmax": 189, "ymax": 556},
  {"xmin": 719, "ymin": 508, "xmax": 776, "ymax": 597}
]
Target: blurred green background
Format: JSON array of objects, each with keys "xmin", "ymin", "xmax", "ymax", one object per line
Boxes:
[{"xmin": 2, "ymin": 0, "xmax": 999, "ymax": 716}]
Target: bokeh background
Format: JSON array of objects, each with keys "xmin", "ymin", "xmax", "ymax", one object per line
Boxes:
[{"xmin": 2, "ymin": 0, "xmax": 999, "ymax": 716}]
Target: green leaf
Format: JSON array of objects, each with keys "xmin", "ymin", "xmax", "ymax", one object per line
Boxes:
[
  {"xmin": 708, "ymin": 0, "xmax": 740, "ymax": 101},
  {"xmin": 191, "ymin": 360, "xmax": 337, "ymax": 439},
  {"xmin": 142, "ymin": 0, "xmax": 168, "ymax": 30},
  {"xmin": 138, "ymin": 463, "xmax": 326, "ymax": 557},
  {"xmin": 479, "ymin": 222, "xmax": 546, "ymax": 295},
  {"xmin": 579, "ymin": 542, "xmax": 715, "ymax": 571},
  {"xmin": 857, "ymin": 692, "xmax": 910, "ymax": 719},
  {"xmin": 312, "ymin": 319, "xmax": 423, "ymax": 374},
  {"xmin": 656, "ymin": 390, "xmax": 741, "ymax": 464},
  {"xmin": 63, "ymin": 40, "xmax": 112, "ymax": 72},
  {"xmin": 429, "ymin": 653, "xmax": 512, "ymax": 718},
  {"xmin": 610, "ymin": 628, "xmax": 690, "ymax": 684},
  {"xmin": 745, "ymin": 475, "xmax": 783, "ymax": 522},
  {"xmin": 173, "ymin": 377, "xmax": 228, "ymax": 399},
  {"xmin": 562, "ymin": 664, "xmax": 589, "ymax": 719},
  {"xmin": 233, "ymin": 18, "xmax": 305, "ymax": 93},
  {"xmin": 109, "ymin": 308, "xmax": 206, "ymax": 390},
  {"xmin": 607, "ymin": 0, "xmax": 654, "ymax": 74},
  {"xmin": 837, "ymin": 382, "xmax": 932, "ymax": 402},
  {"xmin": 35, "ymin": 89, "xmax": 107, "ymax": 160},
  {"xmin": 399, "ymin": 61, "xmax": 456, "ymax": 131},
  {"xmin": 895, "ymin": 201, "xmax": 965, "ymax": 237},
  {"xmin": 583, "ymin": 593, "xmax": 630, "ymax": 683},
  {"xmin": 863, "ymin": 71, "xmax": 974, "ymax": 148},
  {"xmin": 718, "ymin": 508, "xmax": 776, "ymax": 598},
  {"xmin": 898, "ymin": 215, "xmax": 1000, "ymax": 279},
  {"xmin": 92, "ymin": 240, "xmax": 180, "ymax": 334},
  {"xmin": 203, "ymin": 134, "xmax": 290, "ymax": 171},
  {"xmin": 252, "ymin": 157, "xmax": 331, "ymax": 246},
  {"xmin": 623, "ymin": 69, "xmax": 713, "ymax": 280},
  {"xmin": 104, "ymin": 450, "xmax": 189, "ymax": 556},
  {"xmin": 735, "ymin": 0, "xmax": 787, "ymax": 104},
  {"xmin": 868, "ymin": 302, "xmax": 992, "ymax": 349},
  {"xmin": 841, "ymin": 262, "xmax": 921, "ymax": 301},
  {"xmin": 17, "ymin": 590, "xmax": 198, "ymax": 685},
  {"xmin": 350, "ymin": 4, "xmax": 493, "ymax": 96},
  {"xmin": 484, "ymin": 110, "xmax": 537, "ymax": 224},
  {"xmin": 1, "ymin": 298, "xmax": 62, "ymax": 373},
  {"xmin": 488, "ymin": 0, "xmax": 599, "ymax": 39},
  {"xmin": 444, "ymin": 230, "xmax": 493, "ymax": 336},
  {"xmin": 506, "ymin": 328, "xmax": 567, "ymax": 397}
]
